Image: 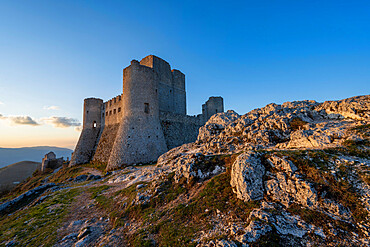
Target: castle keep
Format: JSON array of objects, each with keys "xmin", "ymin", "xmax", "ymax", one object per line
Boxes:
[{"xmin": 70, "ymin": 55, "xmax": 224, "ymax": 170}]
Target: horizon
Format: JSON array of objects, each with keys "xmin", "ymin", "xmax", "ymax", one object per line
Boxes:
[{"xmin": 1, "ymin": 0, "xmax": 369, "ymax": 149}]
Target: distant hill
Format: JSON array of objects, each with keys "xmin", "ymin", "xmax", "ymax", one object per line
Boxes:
[
  {"xmin": 0, "ymin": 161, "xmax": 41, "ymax": 193},
  {"xmin": 0, "ymin": 146, "xmax": 73, "ymax": 168}
]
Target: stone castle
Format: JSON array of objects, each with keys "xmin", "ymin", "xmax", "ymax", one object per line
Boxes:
[{"xmin": 70, "ymin": 55, "xmax": 224, "ymax": 170}]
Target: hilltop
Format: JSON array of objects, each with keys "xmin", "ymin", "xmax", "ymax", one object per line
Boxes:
[
  {"xmin": 0, "ymin": 95, "xmax": 369, "ymax": 246},
  {"xmin": 0, "ymin": 161, "xmax": 41, "ymax": 194}
]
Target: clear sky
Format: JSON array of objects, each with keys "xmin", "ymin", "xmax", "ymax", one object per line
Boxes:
[{"xmin": 0, "ymin": 0, "xmax": 369, "ymax": 149}]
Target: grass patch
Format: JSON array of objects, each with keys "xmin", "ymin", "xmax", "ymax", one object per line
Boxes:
[
  {"xmin": 88, "ymin": 185, "xmax": 113, "ymax": 212},
  {"xmin": 0, "ymin": 188, "xmax": 80, "ymax": 246},
  {"xmin": 83, "ymin": 161, "xmax": 107, "ymax": 173}
]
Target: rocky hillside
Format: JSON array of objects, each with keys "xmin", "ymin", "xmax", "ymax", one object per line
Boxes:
[{"xmin": 0, "ymin": 95, "xmax": 369, "ymax": 246}]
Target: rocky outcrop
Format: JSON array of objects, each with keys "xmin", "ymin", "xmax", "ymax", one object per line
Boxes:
[
  {"xmin": 315, "ymin": 95, "xmax": 370, "ymax": 120},
  {"xmin": 230, "ymin": 152, "xmax": 265, "ymax": 202},
  {"xmin": 195, "ymin": 95, "xmax": 369, "ymax": 154}
]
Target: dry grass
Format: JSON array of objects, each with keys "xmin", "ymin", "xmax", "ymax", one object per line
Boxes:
[{"xmin": 0, "ymin": 161, "xmax": 41, "ymax": 195}]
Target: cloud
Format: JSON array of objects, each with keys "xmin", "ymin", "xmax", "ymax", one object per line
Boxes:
[
  {"xmin": 43, "ymin": 116, "xmax": 81, "ymax": 128},
  {"xmin": 43, "ymin": 105, "xmax": 60, "ymax": 110},
  {"xmin": 0, "ymin": 115, "xmax": 40, "ymax": 126},
  {"xmin": 74, "ymin": 126, "xmax": 83, "ymax": 132},
  {"xmin": 0, "ymin": 101, "xmax": 4, "ymax": 105}
]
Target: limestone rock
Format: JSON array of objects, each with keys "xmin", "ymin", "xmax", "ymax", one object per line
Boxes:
[
  {"xmin": 267, "ymin": 155, "xmax": 297, "ymax": 175},
  {"xmin": 0, "ymin": 183, "xmax": 56, "ymax": 216},
  {"xmin": 239, "ymin": 220, "xmax": 272, "ymax": 243},
  {"xmin": 315, "ymin": 95, "xmax": 370, "ymax": 120},
  {"xmin": 245, "ymin": 208, "xmax": 325, "ymax": 241},
  {"xmin": 201, "ymin": 239, "xmax": 238, "ymax": 247},
  {"xmin": 195, "ymin": 95, "xmax": 369, "ymax": 155},
  {"xmin": 265, "ymin": 172, "xmax": 318, "ymax": 208},
  {"xmin": 230, "ymin": 152, "xmax": 265, "ymax": 202}
]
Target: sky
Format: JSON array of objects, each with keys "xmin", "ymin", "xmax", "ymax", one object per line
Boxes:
[{"xmin": 0, "ymin": 0, "xmax": 369, "ymax": 149}]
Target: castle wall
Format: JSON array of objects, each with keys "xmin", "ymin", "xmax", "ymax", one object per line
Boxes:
[
  {"xmin": 107, "ymin": 60, "xmax": 168, "ymax": 169},
  {"xmin": 104, "ymin": 94, "xmax": 123, "ymax": 126},
  {"xmin": 70, "ymin": 55, "xmax": 225, "ymax": 169},
  {"xmin": 92, "ymin": 123, "xmax": 120, "ymax": 164},
  {"xmin": 160, "ymin": 112, "xmax": 203, "ymax": 150},
  {"xmin": 70, "ymin": 98, "xmax": 103, "ymax": 166}
]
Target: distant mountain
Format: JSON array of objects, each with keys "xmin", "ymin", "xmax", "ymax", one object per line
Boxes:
[{"xmin": 0, "ymin": 146, "xmax": 73, "ymax": 168}]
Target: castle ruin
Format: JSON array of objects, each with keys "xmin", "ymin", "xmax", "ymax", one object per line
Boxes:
[{"xmin": 70, "ymin": 55, "xmax": 224, "ymax": 170}]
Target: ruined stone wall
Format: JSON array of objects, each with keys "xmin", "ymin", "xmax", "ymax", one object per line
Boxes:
[
  {"xmin": 92, "ymin": 123, "xmax": 120, "ymax": 164},
  {"xmin": 202, "ymin": 96, "xmax": 224, "ymax": 122},
  {"xmin": 160, "ymin": 112, "xmax": 203, "ymax": 150},
  {"xmin": 104, "ymin": 94, "xmax": 123, "ymax": 126}
]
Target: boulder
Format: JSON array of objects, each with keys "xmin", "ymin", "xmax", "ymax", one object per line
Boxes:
[{"xmin": 230, "ymin": 152, "xmax": 265, "ymax": 202}]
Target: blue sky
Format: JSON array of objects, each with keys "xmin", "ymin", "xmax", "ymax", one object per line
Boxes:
[{"xmin": 0, "ymin": 0, "xmax": 369, "ymax": 148}]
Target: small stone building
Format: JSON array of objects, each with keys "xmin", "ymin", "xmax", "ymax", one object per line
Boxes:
[
  {"xmin": 41, "ymin": 152, "xmax": 64, "ymax": 172},
  {"xmin": 70, "ymin": 55, "xmax": 224, "ymax": 170}
]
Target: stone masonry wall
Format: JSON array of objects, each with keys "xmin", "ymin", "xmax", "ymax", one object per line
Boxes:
[
  {"xmin": 104, "ymin": 94, "xmax": 123, "ymax": 126},
  {"xmin": 92, "ymin": 123, "xmax": 120, "ymax": 164},
  {"xmin": 160, "ymin": 112, "xmax": 203, "ymax": 150}
]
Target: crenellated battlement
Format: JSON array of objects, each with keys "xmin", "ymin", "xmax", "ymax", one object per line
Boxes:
[{"xmin": 104, "ymin": 94, "xmax": 123, "ymax": 126}]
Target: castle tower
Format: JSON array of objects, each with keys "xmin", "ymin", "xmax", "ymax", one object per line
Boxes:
[
  {"xmin": 107, "ymin": 60, "xmax": 168, "ymax": 169},
  {"xmin": 140, "ymin": 55, "xmax": 186, "ymax": 115},
  {"xmin": 70, "ymin": 98, "xmax": 103, "ymax": 166},
  {"xmin": 202, "ymin": 96, "xmax": 224, "ymax": 122}
]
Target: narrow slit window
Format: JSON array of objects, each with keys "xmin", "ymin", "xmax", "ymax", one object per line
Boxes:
[
  {"xmin": 118, "ymin": 107, "xmax": 121, "ymax": 112},
  {"xmin": 144, "ymin": 103, "xmax": 149, "ymax": 114},
  {"xmin": 93, "ymin": 121, "xmax": 97, "ymax": 128}
]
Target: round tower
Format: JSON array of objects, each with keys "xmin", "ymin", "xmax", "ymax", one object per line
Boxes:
[
  {"xmin": 70, "ymin": 98, "xmax": 103, "ymax": 166},
  {"xmin": 107, "ymin": 60, "xmax": 168, "ymax": 169},
  {"xmin": 82, "ymin": 98, "xmax": 103, "ymax": 129}
]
